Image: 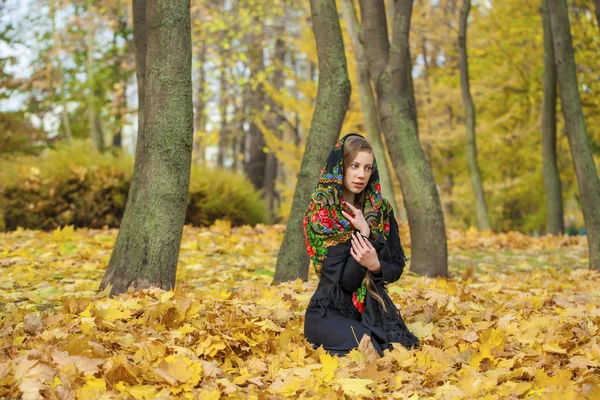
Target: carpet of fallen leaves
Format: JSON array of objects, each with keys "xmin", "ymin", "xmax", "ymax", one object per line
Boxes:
[{"xmin": 1, "ymin": 222, "xmax": 599, "ymax": 399}]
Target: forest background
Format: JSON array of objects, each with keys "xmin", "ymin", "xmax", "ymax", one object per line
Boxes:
[
  {"xmin": 1, "ymin": 0, "xmax": 600, "ymax": 399},
  {"xmin": 1, "ymin": 0, "xmax": 598, "ymax": 234}
]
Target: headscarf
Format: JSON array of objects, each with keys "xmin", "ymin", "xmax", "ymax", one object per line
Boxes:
[{"xmin": 303, "ymin": 133, "xmax": 393, "ymax": 312}]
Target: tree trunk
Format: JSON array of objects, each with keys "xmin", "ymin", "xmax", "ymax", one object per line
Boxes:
[
  {"xmin": 541, "ymin": 0, "xmax": 564, "ymax": 235},
  {"xmin": 193, "ymin": 44, "xmax": 207, "ymax": 163},
  {"xmin": 273, "ymin": 0, "xmax": 351, "ymax": 283},
  {"xmin": 458, "ymin": 0, "xmax": 491, "ymax": 231},
  {"xmin": 340, "ymin": 0, "xmax": 398, "ymax": 214},
  {"xmin": 420, "ymin": 35, "xmax": 433, "ymax": 161},
  {"xmin": 86, "ymin": 3, "xmax": 103, "ymax": 152},
  {"xmin": 593, "ymin": 0, "xmax": 600, "ymax": 29},
  {"xmin": 244, "ymin": 37, "xmax": 267, "ymax": 189},
  {"xmin": 132, "ymin": 0, "xmax": 147, "ymax": 145},
  {"xmin": 100, "ymin": 0, "xmax": 194, "ymax": 296},
  {"xmin": 263, "ymin": 38, "xmax": 286, "ymax": 222},
  {"xmin": 548, "ymin": 0, "xmax": 600, "ymax": 270},
  {"xmin": 217, "ymin": 64, "xmax": 229, "ymax": 168},
  {"xmin": 111, "ymin": 13, "xmax": 129, "ymax": 149},
  {"xmin": 61, "ymin": 106, "xmax": 72, "ymax": 144},
  {"xmin": 359, "ymin": 0, "xmax": 448, "ymax": 277}
]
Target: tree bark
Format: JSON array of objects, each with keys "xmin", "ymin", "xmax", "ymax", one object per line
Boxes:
[
  {"xmin": 359, "ymin": 0, "xmax": 448, "ymax": 277},
  {"xmin": 593, "ymin": 0, "xmax": 600, "ymax": 29},
  {"xmin": 86, "ymin": 2, "xmax": 103, "ymax": 152},
  {"xmin": 458, "ymin": 0, "xmax": 491, "ymax": 231},
  {"xmin": 193, "ymin": 43, "xmax": 207, "ymax": 163},
  {"xmin": 273, "ymin": 0, "xmax": 351, "ymax": 283},
  {"xmin": 548, "ymin": 0, "xmax": 600, "ymax": 270},
  {"xmin": 263, "ymin": 38, "xmax": 286, "ymax": 222},
  {"xmin": 100, "ymin": 0, "xmax": 194, "ymax": 296},
  {"xmin": 541, "ymin": 0, "xmax": 564, "ymax": 235},
  {"xmin": 217, "ymin": 63, "xmax": 229, "ymax": 168},
  {"xmin": 132, "ymin": 0, "xmax": 147, "ymax": 145},
  {"xmin": 340, "ymin": 0, "xmax": 398, "ymax": 214},
  {"xmin": 244, "ymin": 35, "xmax": 267, "ymax": 189}
]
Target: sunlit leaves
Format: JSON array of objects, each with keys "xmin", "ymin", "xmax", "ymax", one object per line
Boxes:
[{"xmin": 0, "ymin": 224, "xmax": 598, "ymax": 398}]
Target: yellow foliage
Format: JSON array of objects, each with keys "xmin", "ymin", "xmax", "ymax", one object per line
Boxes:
[{"xmin": 0, "ymin": 224, "xmax": 597, "ymax": 398}]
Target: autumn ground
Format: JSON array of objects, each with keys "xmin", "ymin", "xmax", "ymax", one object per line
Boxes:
[{"xmin": 0, "ymin": 222, "xmax": 599, "ymax": 399}]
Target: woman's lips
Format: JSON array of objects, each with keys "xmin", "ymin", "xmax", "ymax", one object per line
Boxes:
[{"xmin": 353, "ymin": 182, "xmax": 365, "ymax": 189}]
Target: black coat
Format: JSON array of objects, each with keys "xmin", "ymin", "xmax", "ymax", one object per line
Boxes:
[{"xmin": 303, "ymin": 213, "xmax": 419, "ymax": 356}]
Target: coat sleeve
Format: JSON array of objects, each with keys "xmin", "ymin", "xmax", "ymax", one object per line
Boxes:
[
  {"xmin": 340, "ymin": 251, "xmax": 366, "ymax": 292},
  {"xmin": 318, "ymin": 241, "xmax": 366, "ymax": 293},
  {"xmin": 369, "ymin": 211, "xmax": 407, "ymax": 284}
]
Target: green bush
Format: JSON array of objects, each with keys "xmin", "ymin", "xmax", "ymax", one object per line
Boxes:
[{"xmin": 0, "ymin": 141, "xmax": 265, "ymax": 231}]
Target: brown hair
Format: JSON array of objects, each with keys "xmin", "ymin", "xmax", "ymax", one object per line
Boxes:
[{"xmin": 342, "ymin": 135, "xmax": 387, "ymax": 312}]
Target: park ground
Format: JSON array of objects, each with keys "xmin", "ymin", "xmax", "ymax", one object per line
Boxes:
[{"xmin": 0, "ymin": 222, "xmax": 599, "ymax": 399}]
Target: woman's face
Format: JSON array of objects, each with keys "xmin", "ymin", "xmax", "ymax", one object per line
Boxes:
[{"xmin": 343, "ymin": 151, "xmax": 374, "ymax": 194}]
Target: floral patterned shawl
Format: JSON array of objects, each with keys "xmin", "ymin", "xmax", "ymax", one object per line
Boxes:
[{"xmin": 303, "ymin": 133, "xmax": 393, "ymax": 312}]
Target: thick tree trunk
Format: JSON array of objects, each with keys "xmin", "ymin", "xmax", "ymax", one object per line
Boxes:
[
  {"xmin": 100, "ymin": 0, "xmax": 194, "ymax": 296},
  {"xmin": 340, "ymin": 0, "xmax": 398, "ymax": 214},
  {"xmin": 273, "ymin": 0, "xmax": 351, "ymax": 283},
  {"xmin": 86, "ymin": 3, "xmax": 103, "ymax": 152},
  {"xmin": 593, "ymin": 0, "xmax": 600, "ymax": 29},
  {"xmin": 359, "ymin": 0, "xmax": 448, "ymax": 277},
  {"xmin": 548, "ymin": 0, "xmax": 600, "ymax": 270},
  {"xmin": 541, "ymin": 0, "xmax": 564, "ymax": 235},
  {"xmin": 458, "ymin": 0, "xmax": 491, "ymax": 231}
]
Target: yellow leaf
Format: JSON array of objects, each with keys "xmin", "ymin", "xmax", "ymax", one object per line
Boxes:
[
  {"xmin": 319, "ymin": 353, "xmax": 338, "ymax": 383},
  {"xmin": 198, "ymin": 388, "xmax": 222, "ymax": 400},
  {"xmin": 115, "ymin": 382, "xmax": 159, "ymax": 399},
  {"xmin": 338, "ymin": 378, "xmax": 374, "ymax": 397}
]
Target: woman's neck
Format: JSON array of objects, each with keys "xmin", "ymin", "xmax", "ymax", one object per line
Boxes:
[{"xmin": 342, "ymin": 189, "xmax": 361, "ymax": 209}]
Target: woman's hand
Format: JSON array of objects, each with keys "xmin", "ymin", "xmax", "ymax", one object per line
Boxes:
[
  {"xmin": 350, "ymin": 232, "xmax": 381, "ymax": 273},
  {"xmin": 341, "ymin": 202, "xmax": 370, "ymax": 237}
]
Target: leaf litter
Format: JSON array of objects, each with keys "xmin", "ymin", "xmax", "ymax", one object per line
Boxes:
[{"xmin": 0, "ymin": 222, "xmax": 598, "ymax": 399}]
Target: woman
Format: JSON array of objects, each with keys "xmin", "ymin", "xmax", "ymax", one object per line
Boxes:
[{"xmin": 303, "ymin": 133, "xmax": 419, "ymax": 357}]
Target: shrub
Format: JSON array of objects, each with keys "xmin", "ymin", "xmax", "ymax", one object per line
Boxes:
[{"xmin": 0, "ymin": 141, "xmax": 265, "ymax": 231}]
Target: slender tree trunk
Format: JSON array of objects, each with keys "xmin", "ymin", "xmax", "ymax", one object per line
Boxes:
[
  {"xmin": 340, "ymin": 0, "xmax": 398, "ymax": 213},
  {"xmin": 541, "ymin": 0, "xmax": 564, "ymax": 235},
  {"xmin": 420, "ymin": 35, "xmax": 433, "ymax": 160},
  {"xmin": 273, "ymin": 0, "xmax": 351, "ymax": 283},
  {"xmin": 86, "ymin": 3, "xmax": 103, "ymax": 152},
  {"xmin": 458, "ymin": 0, "xmax": 491, "ymax": 231},
  {"xmin": 193, "ymin": 44, "xmax": 207, "ymax": 163},
  {"xmin": 61, "ymin": 106, "xmax": 72, "ymax": 144},
  {"xmin": 111, "ymin": 14, "xmax": 129, "ymax": 149},
  {"xmin": 593, "ymin": 0, "xmax": 600, "ymax": 29},
  {"xmin": 386, "ymin": 0, "xmax": 395, "ymax": 40},
  {"xmin": 100, "ymin": 0, "xmax": 194, "ymax": 296},
  {"xmin": 263, "ymin": 38, "xmax": 286, "ymax": 222},
  {"xmin": 548, "ymin": 0, "xmax": 600, "ymax": 270},
  {"xmin": 217, "ymin": 64, "xmax": 229, "ymax": 168},
  {"xmin": 359, "ymin": 0, "xmax": 448, "ymax": 277},
  {"xmin": 132, "ymin": 0, "xmax": 147, "ymax": 145},
  {"xmin": 245, "ymin": 34, "xmax": 267, "ymax": 189}
]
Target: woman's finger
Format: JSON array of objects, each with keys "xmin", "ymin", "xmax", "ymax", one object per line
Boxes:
[
  {"xmin": 353, "ymin": 232, "xmax": 366, "ymax": 251},
  {"xmin": 341, "ymin": 210, "xmax": 354, "ymax": 222},
  {"xmin": 350, "ymin": 246, "xmax": 360, "ymax": 261}
]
